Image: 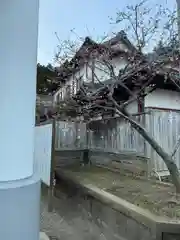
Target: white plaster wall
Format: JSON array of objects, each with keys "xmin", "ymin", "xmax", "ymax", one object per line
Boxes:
[
  {"xmin": 53, "ymin": 92, "xmax": 58, "ymax": 103},
  {"xmin": 34, "ymin": 123, "xmax": 52, "ymax": 186},
  {"xmin": 93, "ymin": 60, "xmax": 110, "ymax": 82},
  {"xmin": 92, "ymin": 56, "xmax": 128, "ymax": 83},
  {"xmin": 123, "ymin": 89, "xmax": 180, "ymax": 114},
  {"xmin": 85, "ymin": 60, "xmax": 93, "ymax": 82},
  {"xmin": 53, "ymin": 80, "xmax": 70, "ymax": 103},
  {"xmin": 53, "ymin": 54, "xmax": 128, "ymax": 101},
  {"xmin": 53, "ymin": 39, "xmax": 130, "ymax": 102},
  {"xmin": 145, "ymin": 89, "xmax": 180, "ymax": 110},
  {"xmin": 53, "ymin": 65, "xmax": 86, "ymax": 102},
  {"xmin": 53, "ymin": 90, "xmax": 60, "ymax": 103},
  {"xmin": 74, "ymin": 64, "xmax": 86, "ymax": 82},
  {"xmin": 111, "ymin": 57, "xmax": 128, "ymax": 76},
  {"xmin": 111, "ymin": 42, "xmax": 130, "ymax": 53},
  {"xmin": 125, "ymin": 100, "xmax": 138, "ymax": 114}
]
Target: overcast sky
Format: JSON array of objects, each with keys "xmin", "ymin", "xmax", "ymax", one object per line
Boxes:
[{"xmin": 38, "ymin": 0, "xmax": 176, "ymax": 65}]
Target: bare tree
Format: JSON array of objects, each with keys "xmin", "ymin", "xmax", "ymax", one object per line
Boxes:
[{"xmin": 54, "ymin": 1, "xmax": 180, "ymax": 192}]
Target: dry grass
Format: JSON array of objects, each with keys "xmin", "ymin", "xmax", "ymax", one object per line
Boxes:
[{"xmin": 63, "ymin": 165, "xmax": 180, "ymax": 219}]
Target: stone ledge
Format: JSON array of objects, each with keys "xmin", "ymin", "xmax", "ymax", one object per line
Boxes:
[{"xmin": 55, "ymin": 169, "xmax": 180, "ymax": 240}]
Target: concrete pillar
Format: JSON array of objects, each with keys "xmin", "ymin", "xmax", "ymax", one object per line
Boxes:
[{"xmin": 0, "ymin": 1, "xmax": 40, "ymax": 239}]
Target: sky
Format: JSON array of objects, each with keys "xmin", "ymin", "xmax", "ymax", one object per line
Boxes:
[{"xmin": 38, "ymin": 0, "xmax": 176, "ymax": 66}]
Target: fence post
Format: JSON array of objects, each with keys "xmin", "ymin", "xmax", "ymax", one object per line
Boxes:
[{"xmin": 48, "ymin": 118, "xmax": 56, "ymax": 212}]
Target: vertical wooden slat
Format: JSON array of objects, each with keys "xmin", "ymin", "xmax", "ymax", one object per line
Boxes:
[
  {"xmin": 54, "ymin": 120, "xmax": 86, "ymax": 149},
  {"xmin": 88, "ymin": 117, "xmax": 144, "ymax": 154},
  {"xmin": 145, "ymin": 109, "xmax": 180, "ymax": 174},
  {"xmin": 54, "ymin": 110, "xmax": 180, "ymax": 176}
]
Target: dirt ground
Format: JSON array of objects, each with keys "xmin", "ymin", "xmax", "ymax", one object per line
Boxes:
[
  {"xmin": 62, "ymin": 165, "xmax": 180, "ymax": 219},
  {"xmin": 40, "ymin": 186, "xmax": 107, "ymax": 240}
]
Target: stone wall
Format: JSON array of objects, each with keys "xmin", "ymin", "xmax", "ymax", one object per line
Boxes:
[
  {"xmin": 55, "ymin": 181, "xmax": 153, "ymax": 240},
  {"xmin": 82, "ymin": 196, "xmax": 153, "ymax": 240},
  {"xmin": 55, "ymin": 172, "xmax": 180, "ymax": 240},
  {"xmin": 82, "ymin": 196, "xmax": 180, "ymax": 240}
]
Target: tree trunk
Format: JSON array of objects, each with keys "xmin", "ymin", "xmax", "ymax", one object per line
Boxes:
[
  {"xmin": 114, "ymin": 104, "xmax": 180, "ymax": 192},
  {"xmin": 128, "ymin": 116, "xmax": 180, "ymax": 192}
]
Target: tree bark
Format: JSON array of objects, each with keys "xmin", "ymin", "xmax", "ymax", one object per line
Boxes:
[
  {"xmin": 113, "ymin": 101, "xmax": 180, "ymax": 192},
  {"xmin": 128, "ymin": 116, "xmax": 180, "ymax": 192}
]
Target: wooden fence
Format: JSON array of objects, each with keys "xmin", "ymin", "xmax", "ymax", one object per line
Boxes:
[
  {"xmin": 88, "ymin": 117, "xmax": 145, "ymax": 154},
  {"xmin": 55, "ymin": 119, "xmax": 144, "ymax": 153},
  {"xmin": 54, "ymin": 110, "xmax": 180, "ymax": 175},
  {"xmin": 55, "ymin": 121, "xmax": 87, "ymax": 149},
  {"xmin": 88, "ymin": 110, "xmax": 180, "ymax": 174},
  {"xmin": 145, "ymin": 109, "xmax": 180, "ymax": 175}
]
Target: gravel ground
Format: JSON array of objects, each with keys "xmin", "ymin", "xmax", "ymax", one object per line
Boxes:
[{"xmin": 40, "ymin": 190, "xmax": 106, "ymax": 240}]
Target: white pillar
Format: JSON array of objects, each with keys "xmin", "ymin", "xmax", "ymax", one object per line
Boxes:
[
  {"xmin": 0, "ymin": 0, "xmax": 39, "ymax": 181},
  {"xmin": 0, "ymin": 1, "xmax": 40, "ymax": 239}
]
